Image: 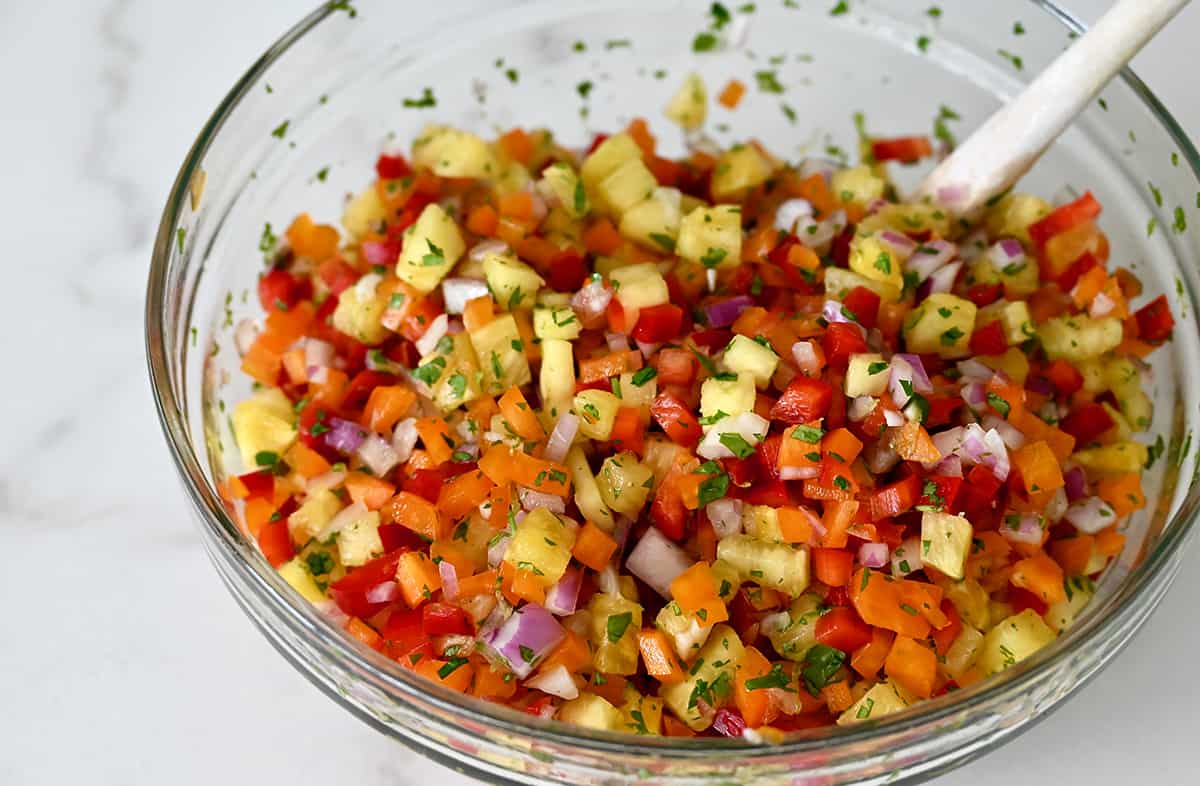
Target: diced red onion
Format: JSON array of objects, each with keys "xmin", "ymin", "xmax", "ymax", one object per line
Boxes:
[
  {"xmin": 706, "ymin": 267, "xmax": 718, "ymax": 293},
  {"xmin": 823, "ymin": 299, "xmax": 857, "ymax": 325},
  {"xmin": 865, "ymin": 441, "xmax": 900, "ymax": 475},
  {"xmin": 1064, "ymin": 466, "xmax": 1088, "ymax": 501},
  {"xmin": 234, "ymin": 319, "xmax": 260, "ymax": 356},
  {"xmin": 883, "ymin": 408, "xmax": 905, "ymax": 427},
  {"xmin": 519, "ymin": 486, "xmax": 566, "ymax": 514},
  {"xmin": 906, "ymin": 240, "xmax": 957, "ymax": 281},
  {"xmin": 487, "ymin": 532, "xmax": 512, "ymax": 568},
  {"xmin": 987, "ymin": 238, "xmax": 1026, "ymax": 271},
  {"xmin": 525, "ymin": 664, "xmax": 579, "ymax": 700},
  {"xmin": 438, "ymin": 561, "xmax": 460, "ymax": 600},
  {"xmin": 879, "ymin": 231, "xmax": 917, "ymax": 261},
  {"xmin": 543, "ymin": 413, "xmax": 579, "ymax": 464},
  {"xmin": 923, "ymin": 261, "xmax": 962, "ymax": 296},
  {"xmin": 893, "ymin": 353, "xmax": 933, "ymax": 393},
  {"xmin": 961, "ymin": 382, "xmax": 987, "ymax": 410},
  {"xmin": 635, "ymin": 340, "xmax": 662, "ymax": 358},
  {"xmin": 797, "ymin": 210, "xmax": 845, "ymax": 252},
  {"xmin": 612, "ymin": 515, "xmax": 634, "ymax": 552},
  {"xmin": 468, "ymin": 239, "xmax": 509, "ymax": 264},
  {"xmin": 442, "ymin": 277, "xmax": 490, "ymax": 315},
  {"xmin": 1025, "ymin": 375, "xmax": 1055, "ymax": 396},
  {"xmin": 363, "ymin": 581, "xmax": 400, "ymax": 605},
  {"xmin": 391, "ymin": 418, "xmax": 419, "ymax": 462},
  {"xmin": 934, "ymin": 453, "xmax": 963, "ymax": 477},
  {"xmin": 956, "ymin": 424, "xmax": 1010, "ymax": 481},
  {"xmin": 326, "ymin": 417, "xmax": 367, "ymax": 454},
  {"xmin": 1045, "ymin": 487, "xmax": 1069, "ymax": 523},
  {"xmin": 865, "ymin": 197, "xmax": 889, "ymax": 216},
  {"xmin": 315, "ymin": 501, "xmax": 368, "ymax": 542},
  {"xmin": 305, "ymin": 469, "xmax": 347, "ymax": 495},
  {"xmin": 957, "ymin": 359, "xmax": 994, "ymax": 383},
  {"xmin": 1066, "ymin": 496, "xmax": 1117, "ymax": 534},
  {"xmin": 1001, "ymin": 512, "xmax": 1045, "ymax": 545},
  {"xmin": 698, "ymin": 412, "xmax": 769, "ymax": 460},
  {"xmin": 605, "ymin": 331, "xmax": 630, "ymax": 351},
  {"xmin": 858, "ymin": 542, "xmax": 890, "ymax": 569},
  {"xmin": 356, "ymin": 433, "xmax": 401, "ymax": 477},
  {"xmin": 304, "ymin": 338, "xmax": 336, "ymax": 376},
  {"xmin": 959, "ymin": 228, "xmax": 990, "ymax": 261},
  {"xmin": 361, "ymin": 239, "xmax": 399, "ymax": 266},
  {"xmin": 780, "ymin": 464, "xmax": 821, "ymax": 481},
  {"xmin": 314, "ymin": 599, "xmax": 351, "ymax": 627},
  {"xmin": 706, "ymin": 498, "xmax": 744, "ymax": 539},
  {"xmin": 932, "ymin": 426, "xmax": 965, "ymax": 457},
  {"xmin": 982, "ymin": 415, "xmax": 1025, "ymax": 450},
  {"xmin": 414, "ymin": 313, "xmax": 449, "ymax": 357},
  {"xmin": 891, "ymin": 537, "xmax": 923, "ymax": 577},
  {"xmin": 571, "ymin": 280, "xmax": 611, "ymax": 331},
  {"xmin": 774, "ymin": 198, "xmax": 814, "ymax": 233},
  {"xmin": 354, "ymin": 272, "xmax": 383, "ymax": 302},
  {"xmin": 544, "ymin": 566, "xmax": 583, "ymax": 616},
  {"xmin": 482, "ymin": 603, "xmax": 565, "ymax": 679},
  {"xmin": 706, "ymin": 296, "xmax": 755, "ymax": 328},
  {"xmin": 848, "ymin": 396, "xmax": 878, "ymax": 422},
  {"xmin": 792, "ymin": 341, "xmax": 821, "ymax": 377},
  {"xmin": 364, "ymin": 349, "xmax": 405, "ymax": 376},
  {"xmin": 625, "ymin": 527, "xmax": 694, "ymax": 598},
  {"xmin": 1089, "ymin": 291, "xmax": 1116, "ymax": 318},
  {"xmin": 596, "ymin": 563, "xmax": 622, "ymax": 596}
]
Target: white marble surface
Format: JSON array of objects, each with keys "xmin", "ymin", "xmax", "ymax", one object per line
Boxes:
[{"xmin": 2, "ymin": 1, "xmax": 1199, "ymax": 784}]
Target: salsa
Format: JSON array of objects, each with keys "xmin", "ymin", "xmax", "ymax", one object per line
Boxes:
[{"xmin": 224, "ymin": 78, "xmax": 1173, "ymax": 736}]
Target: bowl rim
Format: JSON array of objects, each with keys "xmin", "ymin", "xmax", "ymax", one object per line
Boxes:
[{"xmin": 145, "ymin": 0, "xmax": 1200, "ymax": 760}]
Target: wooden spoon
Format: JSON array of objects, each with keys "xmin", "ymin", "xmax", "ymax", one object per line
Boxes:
[{"xmin": 917, "ymin": 0, "xmax": 1191, "ymax": 215}]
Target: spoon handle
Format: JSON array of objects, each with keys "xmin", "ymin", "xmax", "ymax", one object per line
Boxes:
[{"xmin": 917, "ymin": 0, "xmax": 1191, "ymax": 215}]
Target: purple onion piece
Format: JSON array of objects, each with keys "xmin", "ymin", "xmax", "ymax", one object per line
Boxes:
[
  {"xmin": 325, "ymin": 417, "xmax": 367, "ymax": 454},
  {"xmin": 483, "ymin": 603, "xmax": 565, "ymax": 679},
  {"xmin": 705, "ymin": 296, "xmax": 755, "ymax": 328}
]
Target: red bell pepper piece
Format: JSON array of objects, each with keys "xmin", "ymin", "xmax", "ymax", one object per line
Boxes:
[
  {"xmin": 329, "ymin": 550, "xmax": 406, "ymax": 619},
  {"xmin": 870, "ymin": 136, "xmax": 934, "ymax": 163},
  {"xmin": 689, "ymin": 328, "xmax": 732, "ymax": 351},
  {"xmin": 402, "ymin": 467, "xmax": 450, "ymax": 504},
  {"xmin": 1008, "ymin": 587, "xmax": 1048, "ymax": 616},
  {"xmin": 545, "ymin": 247, "xmax": 589, "ymax": 292},
  {"xmin": 842, "ymin": 286, "xmax": 881, "ymax": 330},
  {"xmin": 959, "ymin": 465, "xmax": 1002, "ymax": 513},
  {"xmin": 969, "ymin": 320, "xmax": 1007, "ymax": 355},
  {"xmin": 317, "ymin": 258, "xmax": 359, "ymax": 296},
  {"xmin": 239, "ymin": 469, "xmax": 275, "ymax": 501},
  {"xmin": 812, "ymin": 547, "xmax": 855, "ymax": 587},
  {"xmin": 650, "ymin": 392, "xmax": 703, "ymax": 448},
  {"xmin": 257, "ymin": 514, "xmax": 294, "ymax": 567},
  {"xmin": 822, "ymin": 322, "xmax": 869, "ymax": 369},
  {"xmin": 1042, "ymin": 359, "xmax": 1084, "ymax": 398},
  {"xmin": 814, "ymin": 606, "xmax": 874, "ymax": 653},
  {"xmin": 421, "ymin": 602, "xmax": 474, "ymax": 636},
  {"xmin": 866, "ymin": 474, "xmax": 922, "ymax": 521},
  {"xmin": 742, "ymin": 478, "xmax": 791, "ymax": 507},
  {"xmin": 930, "ymin": 600, "xmax": 962, "ymax": 655},
  {"xmin": 375, "ymin": 153, "xmax": 412, "ymax": 180},
  {"xmin": 1028, "ymin": 191, "xmax": 1102, "ymax": 249},
  {"xmin": 632, "ymin": 303, "xmax": 685, "ymax": 343},
  {"xmin": 382, "ymin": 606, "xmax": 427, "ymax": 662},
  {"xmin": 257, "ymin": 269, "xmax": 304, "ymax": 312},
  {"xmin": 755, "ymin": 434, "xmax": 783, "ymax": 481},
  {"xmin": 1134, "ymin": 294, "xmax": 1175, "ymax": 343},
  {"xmin": 650, "ymin": 475, "xmax": 688, "ymax": 541},
  {"xmin": 770, "ymin": 376, "xmax": 834, "ymax": 424},
  {"xmin": 342, "ymin": 370, "xmax": 399, "ymax": 412},
  {"xmin": 1057, "ymin": 252, "xmax": 1099, "ymax": 292},
  {"xmin": 918, "ymin": 475, "xmax": 963, "ymax": 513},
  {"xmin": 1059, "ymin": 403, "xmax": 1115, "ymax": 445},
  {"xmin": 965, "ymin": 282, "xmax": 1004, "ymax": 307}
]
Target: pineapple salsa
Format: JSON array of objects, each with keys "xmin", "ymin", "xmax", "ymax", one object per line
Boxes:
[{"xmin": 225, "ymin": 77, "xmax": 1176, "ymax": 737}]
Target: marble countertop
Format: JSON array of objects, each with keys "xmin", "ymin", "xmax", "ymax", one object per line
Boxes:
[{"xmin": 2, "ymin": 1, "xmax": 1198, "ymax": 784}]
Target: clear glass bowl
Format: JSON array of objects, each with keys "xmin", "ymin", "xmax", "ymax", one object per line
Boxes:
[{"xmin": 145, "ymin": 1, "xmax": 1200, "ymax": 783}]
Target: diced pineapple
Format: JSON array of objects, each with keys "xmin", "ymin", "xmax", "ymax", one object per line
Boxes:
[
  {"xmin": 1105, "ymin": 357, "xmax": 1152, "ymax": 431},
  {"xmin": 984, "ymin": 193, "xmax": 1051, "ymax": 246},
  {"xmin": 482, "ymin": 251, "xmax": 545, "ymax": 311},
  {"xmin": 656, "ymin": 600, "xmax": 713, "ymax": 660},
  {"xmin": 676, "ymin": 205, "xmax": 743, "ymax": 269},
  {"xmin": 837, "ymin": 680, "xmax": 914, "ymax": 726},
  {"xmin": 542, "ymin": 163, "xmax": 589, "ymax": 219},
  {"xmin": 831, "ymin": 165, "xmax": 886, "ymax": 205},
  {"xmin": 620, "ymin": 688, "xmax": 664, "ymax": 735},
  {"xmin": 598, "ymin": 452, "xmax": 655, "ymax": 516},
  {"xmin": 337, "ymin": 510, "xmax": 383, "ymax": 567},
  {"xmin": 939, "ymin": 577, "xmax": 991, "ymax": 631},
  {"xmin": 721, "ymin": 335, "xmax": 779, "ymax": 389},
  {"xmin": 978, "ymin": 347, "xmax": 1030, "ymax": 385},
  {"xmin": 711, "ymin": 144, "xmax": 772, "ymax": 202},
  {"xmin": 581, "ymin": 133, "xmax": 643, "ymax": 191},
  {"xmin": 664, "ymin": 72, "xmax": 707, "ymax": 131},
  {"xmin": 491, "ymin": 158, "xmax": 532, "ymax": 196},
  {"xmin": 1100, "ymin": 402, "xmax": 1133, "ymax": 442},
  {"xmin": 503, "ymin": 508, "xmax": 578, "ymax": 587},
  {"xmin": 848, "ymin": 230, "xmax": 904, "ymax": 290},
  {"xmin": 700, "ymin": 374, "xmax": 756, "ymax": 420},
  {"xmin": 742, "ymin": 505, "xmax": 783, "ymax": 542},
  {"xmin": 716, "ymin": 535, "xmax": 810, "ymax": 598},
  {"xmin": 597, "ymin": 158, "xmax": 658, "ymax": 215},
  {"xmin": 574, "ymin": 389, "xmax": 622, "ymax": 440},
  {"xmin": 826, "ymin": 268, "xmax": 899, "ymax": 305},
  {"xmin": 394, "ymin": 204, "xmax": 466, "ymax": 293},
  {"xmin": 903, "ymin": 293, "xmax": 977, "ymax": 358},
  {"xmin": 231, "ymin": 387, "xmax": 298, "ymax": 469},
  {"xmin": 1037, "ymin": 315, "xmax": 1123, "ymax": 361},
  {"xmin": 940, "ymin": 625, "xmax": 984, "ymax": 680},
  {"xmin": 288, "ymin": 488, "xmax": 344, "ymax": 543},
  {"xmin": 469, "ymin": 313, "xmax": 531, "ymax": 394},
  {"xmin": 619, "ymin": 188, "xmax": 683, "ymax": 252},
  {"xmin": 539, "ymin": 338, "xmax": 576, "ymax": 418},
  {"xmin": 967, "ymin": 256, "xmax": 1039, "ymax": 299},
  {"xmin": 278, "ymin": 558, "xmax": 326, "ymax": 602},
  {"xmin": 988, "ymin": 600, "xmax": 1015, "ymax": 628},
  {"xmin": 975, "ymin": 609, "xmax": 1057, "ymax": 676},
  {"xmin": 711, "ymin": 559, "xmax": 741, "ymax": 600},
  {"xmin": 610, "ymin": 262, "xmax": 670, "ymax": 315},
  {"xmin": 616, "ymin": 369, "xmax": 658, "ymax": 411},
  {"xmin": 920, "ymin": 511, "xmax": 973, "ymax": 580},
  {"xmin": 998, "ymin": 301, "xmax": 1035, "ymax": 345},
  {"xmin": 588, "ymin": 592, "xmax": 643, "ymax": 675},
  {"xmin": 558, "ymin": 693, "xmax": 624, "ymax": 731},
  {"xmin": 845, "ymin": 353, "xmax": 890, "ymax": 397},
  {"xmin": 1071, "ymin": 441, "xmax": 1149, "ymax": 476},
  {"xmin": 341, "ymin": 186, "xmax": 387, "ymax": 238},
  {"xmin": 565, "ymin": 446, "xmax": 617, "ymax": 533},
  {"xmin": 411, "ymin": 124, "xmax": 498, "ymax": 179},
  {"xmin": 332, "ymin": 285, "xmax": 388, "ymax": 345},
  {"xmin": 1044, "ymin": 575, "xmax": 1096, "ymax": 632},
  {"xmin": 857, "ymin": 202, "xmax": 953, "ymax": 240},
  {"xmin": 533, "ymin": 305, "xmax": 582, "ymax": 340},
  {"xmin": 1076, "ymin": 358, "xmax": 1107, "ymax": 393},
  {"xmin": 659, "ymin": 624, "xmax": 745, "ymax": 730}
]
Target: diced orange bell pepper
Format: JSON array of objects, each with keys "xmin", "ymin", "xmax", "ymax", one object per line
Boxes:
[
  {"xmin": 344, "ymin": 471, "xmax": 397, "ymax": 510},
  {"xmin": 884, "ymin": 636, "xmax": 937, "ymax": 699},
  {"xmin": 396, "ymin": 551, "xmax": 442, "ymax": 607},
  {"xmin": 361, "ymin": 385, "xmax": 416, "ymax": 434},
  {"xmin": 383, "ymin": 491, "xmax": 446, "ymax": 541},
  {"xmin": 638, "ymin": 629, "xmax": 687, "ymax": 685},
  {"xmin": 498, "ymin": 386, "xmax": 545, "ymax": 441},
  {"xmin": 572, "ymin": 521, "xmax": 619, "ymax": 571},
  {"xmin": 415, "ymin": 417, "xmax": 455, "ymax": 465},
  {"xmin": 1012, "ymin": 441, "xmax": 1065, "ymax": 495},
  {"xmin": 850, "ymin": 628, "xmax": 895, "ymax": 679},
  {"xmin": 1010, "ymin": 553, "xmax": 1066, "ymax": 606},
  {"xmin": 733, "ymin": 646, "xmax": 773, "ymax": 728},
  {"xmin": 283, "ymin": 442, "xmax": 331, "ymax": 478},
  {"xmin": 437, "ymin": 470, "xmax": 495, "ymax": 521}
]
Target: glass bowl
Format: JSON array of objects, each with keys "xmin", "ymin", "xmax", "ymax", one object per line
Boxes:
[{"xmin": 145, "ymin": 1, "xmax": 1200, "ymax": 783}]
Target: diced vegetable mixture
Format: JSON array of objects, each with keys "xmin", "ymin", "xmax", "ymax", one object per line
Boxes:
[{"xmin": 223, "ymin": 74, "xmax": 1174, "ymax": 737}]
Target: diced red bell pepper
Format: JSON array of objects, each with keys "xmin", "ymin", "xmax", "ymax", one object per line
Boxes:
[
  {"xmin": 402, "ymin": 467, "xmax": 450, "ymax": 504},
  {"xmin": 545, "ymin": 247, "xmax": 589, "ymax": 292},
  {"xmin": 421, "ymin": 602, "xmax": 474, "ymax": 636},
  {"xmin": 1028, "ymin": 191, "xmax": 1102, "ymax": 249},
  {"xmin": 1008, "ymin": 586, "xmax": 1048, "ymax": 616},
  {"xmin": 690, "ymin": 328, "xmax": 732, "ymax": 351},
  {"xmin": 632, "ymin": 303, "xmax": 685, "ymax": 343},
  {"xmin": 959, "ymin": 465, "xmax": 1002, "ymax": 513},
  {"xmin": 767, "ymin": 235, "xmax": 799, "ymax": 267},
  {"xmin": 969, "ymin": 320, "xmax": 1007, "ymax": 355},
  {"xmin": 585, "ymin": 133, "xmax": 610, "ymax": 156},
  {"xmin": 1134, "ymin": 294, "xmax": 1175, "ymax": 343},
  {"xmin": 723, "ymin": 455, "xmax": 759, "ymax": 487},
  {"xmin": 650, "ymin": 392, "xmax": 703, "ymax": 448},
  {"xmin": 871, "ymin": 136, "xmax": 934, "ymax": 163},
  {"xmin": 317, "ymin": 258, "xmax": 359, "ymax": 296},
  {"xmin": 743, "ymin": 478, "xmax": 791, "ymax": 507},
  {"xmin": 918, "ymin": 475, "xmax": 963, "ymax": 513},
  {"xmin": 814, "ymin": 606, "xmax": 873, "ymax": 653},
  {"xmin": 258, "ymin": 269, "xmax": 304, "ymax": 312},
  {"xmin": 375, "ymin": 153, "xmax": 412, "ymax": 180},
  {"xmin": 239, "ymin": 469, "xmax": 275, "ymax": 501},
  {"xmin": 257, "ymin": 514, "xmax": 294, "ymax": 567},
  {"xmin": 923, "ymin": 395, "xmax": 962, "ymax": 429},
  {"xmin": 965, "ymin": 282, "xmax": 1004, "ymax": 307},
  {"xmin": 755, "ymin": 434, "xmax": 783, "ymax": 481},
  {"xmin": 842, "ymin": 286, "xmax": 881, "ymax": 330},
  {"xmin": 1057, "ymin": 252, "xmax": 1099, "ymax": 292},
  {"xmin": 866, "ymin": 474, "xmax": 922, "ymax": 521},
  {"xmin": 297, "ymin": 401, "xmax": 340, "ymax": 457},
  {"xmin": 824, "ymin": 586, "xmax": 851, "ymax": 607},
  {"xmin": 770, "ymin": 376, "xmax": 834, "ymax": 424},
  {"xmin": 1059, "ymin": 403, "xmax": 1115, "ymax": 445},
  {"xmin": 381, "ymin": 606, "xmax": 426, "ymax": 662},
  {"xmin": 812, "ymin": 547, "xmax": 855, "ymax": 587},
  {"xmin": 342, "ymin": 370, "xmax": 399, "ymax": 412},
  {"xmin": 378, "ymin": 523, "xmax": 426, "ymax": 553},
  {"xmin": 822, "ymin": 323, "xmax": 869, "ymax": 369},
  {"xmin": 1042, "ymin": 359, "xmax": 1084, "ymax": 398},
  {"xmin": 329, "ymin": 550, "xmax": 406, "ymax": 619},
  {"xmin": 651, "ymin": 476, "xmax": 688, "ymax": 541},
  {"xmin": 831, "ymin": 226, "xmax": 854, "ymax": 267},
  {"xmin": 873, "ymin": 520, "xmax": 906, "ymax": 547},
  {"xmin": 930, "ymin": 599, "xmax": 962, "ymax": 655}
]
